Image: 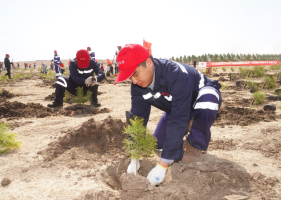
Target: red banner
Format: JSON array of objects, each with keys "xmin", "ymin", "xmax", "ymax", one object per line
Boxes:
[{"xmin": 199, "ymin": 60, "xmax": 279, "ymax": 68}]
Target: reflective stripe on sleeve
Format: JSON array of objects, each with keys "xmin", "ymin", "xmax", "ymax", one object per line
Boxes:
[
  {"xmin": 172, "ymin": 61, "xmax": 188, "ymax": 74},
  {"xmin": 194, "ymin": 102, "xmax": 219, "ymax": 110},
  {"xmin": 196, "ymin": 88, "xmax": 219, "ymax": 101},
  {"xmin": 84, "ymin": 69, "xmax": 93, "ymax": 73},
  {"xmin": 143, "ymin": 93, "xmax": 153, "ymax": 100},
  {"xmin": 56, "ymin": 77, "xmax": 67, "ymax": 87},
  {"xmin": 77, "ymin": 69, "xmax": 83, "ymax": 74}
]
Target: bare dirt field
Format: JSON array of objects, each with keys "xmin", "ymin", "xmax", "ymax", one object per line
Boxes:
[{"xmin": 1, "ymin": 67, "xmax": 281, "ymax": 200}]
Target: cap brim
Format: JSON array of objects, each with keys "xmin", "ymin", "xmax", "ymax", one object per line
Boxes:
[{"xmin": 114, "ymin": 64, "xmax": 138, "ymax": 85}]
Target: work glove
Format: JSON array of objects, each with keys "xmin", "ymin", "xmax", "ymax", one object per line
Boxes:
[
  {"xmin": 127, "ymin": 158, "xmax": 140, "ymax": 175},
  {"xmin": 147, "ymin": 163, "xmax": 167, "ymax": 186},
  {"xmin": 85, "ymin": 76, "xmax": 97, "ymax": 86}
]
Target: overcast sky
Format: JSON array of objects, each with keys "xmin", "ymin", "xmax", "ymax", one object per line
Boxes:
[{"xmin": 1, "ymin": 0, "xmax": 280, "ymax": 61}]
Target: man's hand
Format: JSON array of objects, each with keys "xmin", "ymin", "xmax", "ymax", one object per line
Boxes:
[
  {"xmin": 85, "ymin": 76, "xmax": 97, "ymax": 85},
  {"xmin": 147, "ymin": 163, "xmax": 167, "ymax": 186},
  {"xmin": 127, "ymin": 158, "xmax": 140, "ymax": 175}
]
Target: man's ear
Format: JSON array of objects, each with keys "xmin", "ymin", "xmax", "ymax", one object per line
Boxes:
[{"xmin": 147, "ymin": 58, "xmax": 153, "ymax": 68}]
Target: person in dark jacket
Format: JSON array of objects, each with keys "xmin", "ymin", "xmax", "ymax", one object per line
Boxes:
[
  {"xmin": 47, "ymin": 49, "xmax": 105, "ymax": 108},
  {"xmin": 114, "ymin": 44, "xmax": 222, "ymax": 186},
  {"xmin": 193, "ymin": 59, "xmax": 196, "ymax": 68},
  {"xmin": 4, "ymin": 54, "xmax": 12, "ymax": 79}
]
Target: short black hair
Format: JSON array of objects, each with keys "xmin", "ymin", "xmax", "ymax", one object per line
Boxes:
[{"xmin": 139, "ymin": 55, "xmax": 154, "ymax": 67}]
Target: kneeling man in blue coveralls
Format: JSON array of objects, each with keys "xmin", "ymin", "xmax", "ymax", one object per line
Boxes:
[{"xmin": 114, "ymin": 44, "xmax": 222, "ymax": 186}]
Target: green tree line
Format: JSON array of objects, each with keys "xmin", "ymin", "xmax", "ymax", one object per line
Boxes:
[{"xmin": 170, "ymin": 53, "xmax": 281, "ymax": 64}]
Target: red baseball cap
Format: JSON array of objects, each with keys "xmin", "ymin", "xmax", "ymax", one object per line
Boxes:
[
  {"xmin": 87, "ymin": 47, "xmax": 91, "ymax": 50},
  {"xmin": 6, "ymin": 54, "xmax": 9, "ymax": 57},
  {"xmin": 114, "ymin": 44, "xmax": 150, "ymax": 85},
  {"xmin": 54, "ymin": 50, "xmax": 57, "ymax": 53},
  {"xmin": 76, "ymin": 49, "xmax": 90, "ymax": 68}
]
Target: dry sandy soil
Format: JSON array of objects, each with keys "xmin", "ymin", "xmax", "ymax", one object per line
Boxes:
[{"xmin": 0, "ymin": 67, "xmax": 281, "ymax": 200}]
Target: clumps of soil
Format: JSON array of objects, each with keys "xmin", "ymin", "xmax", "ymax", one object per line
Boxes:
[
  {"xmin": 208, "ymin": 139, "xmax": 238, "ymax": 151},
  {"xmin": 44, "ymin": 92, "xmax": 75, "ymax": 104},
  {"xmin": 223, "ymin": 96, "xmax": 254, "ymax": 107},
  {"xmin": 116, "ymin": 161, "xmax": 279, "ymax": 200},
  {"xmin": 100, "ymin": 76, "xmax": 130, "ymax": 84},
  {"xmin": 57, "ymin": 104, "xmax": 111, "ymax": 116},
  {"xmin": 102, "ymin": 158, "xmax": 156, "ymax": 190},
  {"xmin": 36, "ymin": 79, "xmax": 56, "ymax": 88},
  {"xmin": 0, "ymin": 89, "xmax": 15, "ymax": 101},
  {"xmin": 0, "ymin": 101, "xmax": 53, "ymax": 119},
  {"xmin": 218, "ymin": 76, "xmax": 229, "ymax": 82},
  {"xmin": 39, "ymin": 116, "xmax": 126, "ymax": 161},
  {"xmin": 7, "ymin": 121, "xmax": 33, "ymax": 130},
  {"xmin": 214, "ymin": 106, "xmax": 279, "ymax": 126}
]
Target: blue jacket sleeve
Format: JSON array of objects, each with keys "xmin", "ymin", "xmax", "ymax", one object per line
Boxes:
[
  {"xmin": 130, "ymin": 84, "xmax": 151, "ymax": 126},
  {"xmin": 92, "ymin": 60, "xmax": 105, "ymax": 82},
  {"xmin": 69, "ymin": 62, "xmax": 85, "ymax": 85},
  {"xmin": 161, "ymin": 70, "xmax": 194, "ymax": 160}
]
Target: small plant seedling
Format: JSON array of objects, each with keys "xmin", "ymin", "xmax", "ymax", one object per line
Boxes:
[
  {"xmin": 72, "ymin": 87, "xmax": 92, "ymax": 105},
  {"xmin": 253, "ymin": 91, "xmax": 265, "ymax": 105},
  {"xmin": 253, "ymin": 66, "xmax": 265, "ymax": 77},
  {"xmin": 269, "ymin": 65, "xmax": 281, "ymax": 70},
  {"xmin": 247, "ymin": 80, "xmax": 259, "ymax": 92},
  {"xmin": 0, "ymin": 123, "xmax": 22, "ymax": 153},
  {"xmin": 0, "ymin": 75, "xmax": 9, "ymax": 83},
  {"xmin": 264, "ymin": 76, "xmax": 276, "ymax": 89},
  {"xmin": 123, "ymin": 117, "xmax": 157, "ymax": 174},
  {"xmin": 239, "ymin": 67, "xmax": 251, "ymax": 78},
  {"xmin": 63, "ymin": 90, "xmax": 71, "ymax": 102},
  {"xmin": 222, "ymin": 67, "xmax": 227, "ymax": 72},
  {"xmin": 213, "ymin": 68, "xmax": 217, "ymax": 72},
  {"xmin": 231, "ymin": 73, "xmax": 237, "ymax": 81},
  {"xmin": 230, "ymin": 67, "xmax": 235, "ymax": 72},
  {"xmin": 220, "ymin": 83, "xmax": 228, "ymax": 90}
]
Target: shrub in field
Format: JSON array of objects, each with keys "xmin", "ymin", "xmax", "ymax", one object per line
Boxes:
[
  {"xmin": 220, "ymin": 83, "xmax": 228, "ymax": 90},
  {"xmin": 63, "ymin": 90, "xmax": 71, "ymax": 102},
  {"xmin": 212, "ymin": 68, "xmax": 217, "ymax": 72},
  {"xmin": 269, "ymin": 64, "xmax": 281, "ymax": 70},
  {"xmin": 0, "ymin": 75, "xmax": 9, "ymax": 83},
  {"xmin": 253, "ymin": 66, "xmax": 265, "ymax": 77},
  {"xmin": 222, "ymin": 67, "xmax": 227, "ymax": 72},
  {"xmin": 0, "ymin": 123, "xmax": 22, "ymax": 153},
  {"xmin": 264, "ymin": 76, "xmax": 276, "ymax": 89},
  {"xmin": 72, "ymin": 87, "xmax": 92, "ymax": 105},
  {"xmin": 14, "ymin": 73, "xmax": 21, "ymax": 81},
  {"xmin": 239, "ymin": 67, "xmax": 251, "ymax": 78},
  {"xmin": 253, "ymin": 91, "xmax": 265, "ymax": 105},
  {"xmin": 247, "ymin": 80, "xmax": 259, "ymax": 92},
  {"xmin": 230, "ymin": 67, "xmax": 235, "ymax": 72},
  {"xmin": 231, "ymin": 73, "xmax": 237, "ymax": 81},
  {"xmin": 123, "ymin": 117, "xmax": 157, "ymax": 173}
]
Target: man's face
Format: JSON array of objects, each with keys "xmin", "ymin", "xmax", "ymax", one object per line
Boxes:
[
  {"xmin": 129, "ymin": 58, "xmax": 154, "ymax": 88},
  {"xmin": 54, "ymin": 52, "xmax": 57, "ymax": 56}
]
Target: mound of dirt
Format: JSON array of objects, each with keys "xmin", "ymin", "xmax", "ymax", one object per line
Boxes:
[
  {"xmin": 39, "ymin": 116, "xmax": 126, "ymax": 161},
  {"xmin": 100, "ymin": 76, "xmax": 130, "ymax": 84},
  {"xmin": 214, "ymin": 106, "xmax": 279, "ymax": 126},
  {"xmin": 0, "ymin": 101, "xmax": 53, "ymax": 119},
  {"xmin": 223, "ymin": 96, "xmax": 253, "ymax": 107},
  {"xmin": 0, "ymin": 89, "xmax": 15, "ymax": 101},
  {"xmin": 117, "ymin": 161, "xmax": 279, "ymax": 200}
]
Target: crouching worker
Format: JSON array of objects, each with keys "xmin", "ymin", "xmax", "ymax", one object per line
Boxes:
[
  {"xmin": 114, "ymin": 44, "xmax": 222, "ymax": 186},
  {"xmin": 47, "ymin": 49, "xmax": 105, "ymax": 108}
]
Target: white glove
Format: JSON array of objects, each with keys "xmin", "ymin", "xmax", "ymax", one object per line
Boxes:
[
  {"xmin": 127, "ymin": 158, "xmax": 140, "ymax": 175},
  {"xmin": 85, "ymin": 76, "xmax": 96, "ymax": 85},
  {"xmin": 147, "ymin": 163, "xmax": 167, "ymax": 186}
]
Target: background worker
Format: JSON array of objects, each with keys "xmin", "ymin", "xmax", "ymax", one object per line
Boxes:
[
  {"xmin": 41, "ymin": 62, "xmax": 47, "ymax": 74},
  {"xmin": 193, "ymin": 59, "xmax": 196, "ymax": 68},
  {"xmin": 47, "ymin": 49, "xmax": 105, "ymax": 108},
  {"xmin": 4, "ymin": 54, "xmax": 12, "ymax": 79},
  {"xmin": 114, "ymin": 44, "xmax": 222, "ymax": 186},
  {"xmin": 87, "ymin": 47, "xmax": 95, "ymax": 60},
  {"xmin": 60, "ymin": 62, "xmax": 65, "ymax": 74},
  {"xmin": 51, "ymin": 50, "xmax": 61, "ymax": 78}
]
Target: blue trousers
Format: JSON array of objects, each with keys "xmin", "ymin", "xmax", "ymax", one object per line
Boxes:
[
  {"xmin": 153, "ymin": 86, "xmax": 222, "ymax": 151},
  {"xmin": 55, "ymin": 65, "xmax": 61, "ymax": 78}
]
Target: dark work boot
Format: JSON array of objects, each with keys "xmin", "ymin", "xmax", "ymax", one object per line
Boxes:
[
  {"xmin": 182, "ymin": 141, "xmax": 202, "ymax": 164},
  {"xmin": 91, "ymin": 101, "xmax": 101, "ymax": 107},
  {"xmin": 47, "ymin": 101, "xmax": 63, "ymax": 108}
]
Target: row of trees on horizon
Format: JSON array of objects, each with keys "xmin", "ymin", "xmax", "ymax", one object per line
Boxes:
[{"xmin": 168, "ymin": 53, "xmax": 281, "ymax": 64}]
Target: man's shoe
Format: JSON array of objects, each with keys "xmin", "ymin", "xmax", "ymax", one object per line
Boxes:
[
  {"xmin": 47, "ymin": 101, "xmax": 63, "ymax": 108},
  {"xmin": 91, "ymin": 101, "xmax": 101, "ymax": 107},
  {"xmin": 182, "ymin": 141, "xmax": 202, "ymax": 164}
]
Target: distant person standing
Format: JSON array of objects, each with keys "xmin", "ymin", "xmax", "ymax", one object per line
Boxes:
[
  {"xmin": 87, "ymin": 47, "xmax": 95, "ymax": 60},
  {"xmin": 60, "ymin": 62, "xmax": 65, "ymax": 74},
  {"xmin": 41, "ymin": 63, "xmax": 47, "ymax": 74},
  {"xmin": 193, "ymin": 59, "xmax": 196, "ymax": 68},
  {"xmin": 17, "ymin": 63, "xmax": 19, "ymax": 68},
  {"xmin": 50, "ymin": 62, "xmax": 54, "ymax": 70},
  {"xmin": 115, "ymin": 64, "xmax": 119, "ymax": 74},
  {"xmin": 29, "ymin": 63, "xmax": 31, "ymax": 69},
  {"xmin": 34, "ymin": 63, "xmax": 36, "ymax": 69},
  {"xmin": 51, "ymin": 50, "xmax": 61, "ymax": 78},
  {"xmin": 4, "ymin": 54, "xmax": 12, "ymax": 79},
  {"xmin": 101, "ymin": 64, "xmax": 104, "ymax": 72},
  {"xmin": 106, "ymin": 65, "xmax": 110, "ymax": 76}
]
